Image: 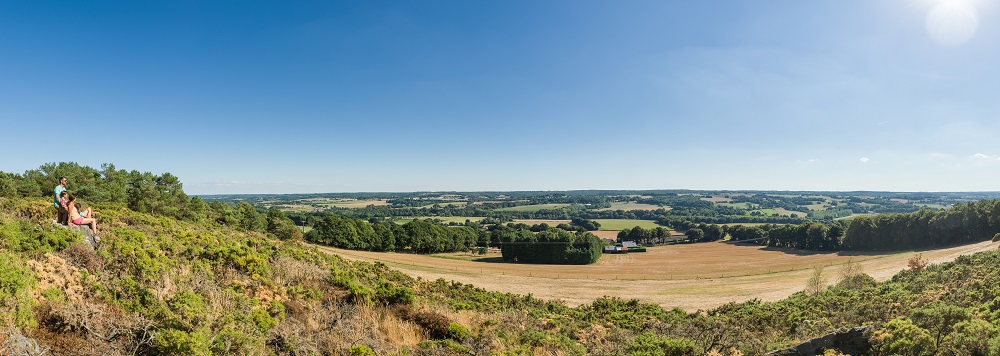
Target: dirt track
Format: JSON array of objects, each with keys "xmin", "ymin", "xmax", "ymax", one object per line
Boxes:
[{"xmin": 312, "ymin": 240, "xmax": 1000, "ymax": 311}]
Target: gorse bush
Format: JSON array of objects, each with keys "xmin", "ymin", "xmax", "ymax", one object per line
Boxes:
[
  {"xmin": 0, "ymin": 251, "xmax": 36, "ymax": 329},
  {"xmin": 0, "ymin": 214, "xmax": 81, "ymax": 255}
]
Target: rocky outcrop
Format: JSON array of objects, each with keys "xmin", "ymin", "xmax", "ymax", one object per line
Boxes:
[
  {"xmin": 51, "ymin": 221, "xmax": 100, "ymax": 248},
  {"xmin": 766, "ymin": 326, "xmax": 873, "ymax": 356}
]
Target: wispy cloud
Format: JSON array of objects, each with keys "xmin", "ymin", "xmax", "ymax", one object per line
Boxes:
[
  {"xmin": 859, "ymin": 157, "xmax": 871, "ymax": 163},
  {"xmin": 971, "ymin": 153, "xmax": 1000, "ymax": 160}
]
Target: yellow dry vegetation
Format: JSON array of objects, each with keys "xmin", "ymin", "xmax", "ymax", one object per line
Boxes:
[{"xmin": 315, "ymin": 240, "xmax": 1000, "ymax": 311}]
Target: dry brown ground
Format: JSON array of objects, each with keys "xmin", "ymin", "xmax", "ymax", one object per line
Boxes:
[
  {"xmin": 313, "ymin": 241, "xmax": 1000, "ymax": 311},
  {"xmin": 589, "ymin": 230, "xmax": 620, "ymax": 239}
]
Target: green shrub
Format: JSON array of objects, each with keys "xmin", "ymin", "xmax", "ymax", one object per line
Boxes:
[
  {"xmin": 872, "ymin": 318, "xmax": 934, "ymax": 356},
  {"xmin": 947, "ymin": 319, "xmax": 995, "ymax": 355},
  {"xmin": 168, "ymin": 290, "xmax": 207, "ymax": 330},
  {"xmin": 267, "ymin": 300, "xmax": 286, "ymax": 322},
  {"xmin": 154, "ymin": 328, "xmax": 212, "ymax": 355},
  {"xmin": 349, "ymin": 344, "xmax": 376, "ymax": 356},
  {"xmin": 0, "ymin": 217, "xmax": 80, "ymax": 254},
  {"xmin": 251, "ymin": 308, "xmax": 277, "ymax": 333},
  {"xmin": 993, "ymin": 233, "xmax": 1000, "ymax": 242},
  {"xmin": 375, "ymin": 281, "xmax": 414, "ymax": 305},
  {"xmin": 0, "ymin": 252, "xmax": 37, "ymax": 328},
  {"xmin": 625, "ymin": 332, "xmax": 696, "ymax": 356},
  {"xmin": 417, "ymin": 339, "xmax": 470, "ymax": 353},
  {"xmin": 445, "ymin": 322, "xmax": 470, "ymax": 340},
  {"xmin": 40, "ymin": 287, "xmax": 67, "ymax": 304}
]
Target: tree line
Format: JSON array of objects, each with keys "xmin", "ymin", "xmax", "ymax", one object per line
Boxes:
[
  {"xmin": 305, "ymin": 217, "xmax": 481, "ymax": 254},
  {"xmin": 841, "ymin": 200, "xmax": 1000, "ymax": 251},
  {"xmin": 497, "ymin": 227, "xmax": 603, "ymax": 264}
]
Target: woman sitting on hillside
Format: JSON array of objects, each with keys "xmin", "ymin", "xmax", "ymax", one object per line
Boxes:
[{"xmin": 67, "ymin": 194, "xmax": 98, "ymax": 235}]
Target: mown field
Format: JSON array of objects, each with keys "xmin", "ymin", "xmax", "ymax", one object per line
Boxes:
[{"xmin": 315, "ymin": 240, "xmax": 1000, "ymax": 310}]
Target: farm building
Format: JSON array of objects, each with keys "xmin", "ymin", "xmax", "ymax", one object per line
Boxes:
[{"xmin": 604, "ymin": 241, "xmax": 646, "ymax": 253}]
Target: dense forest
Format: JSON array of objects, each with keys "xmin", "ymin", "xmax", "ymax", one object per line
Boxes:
[{"xmin": 4, "ymin": 163, "xmax": 1000, "ymax": 354}]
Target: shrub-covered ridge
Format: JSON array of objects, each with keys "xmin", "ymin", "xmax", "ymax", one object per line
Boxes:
[{"xmin": 2, "ymin": 195, "xmax": 1000, "ymax": 354}]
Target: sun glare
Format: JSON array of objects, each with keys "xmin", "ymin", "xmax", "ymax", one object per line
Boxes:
[{"xmin": 926, "ymin": 0, "xmax": 979, "ymax": 45}]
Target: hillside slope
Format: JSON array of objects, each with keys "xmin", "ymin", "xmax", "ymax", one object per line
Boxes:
[{"xmin": 3, "ymin": 197, "xmax": 1000, "ymax": 355}]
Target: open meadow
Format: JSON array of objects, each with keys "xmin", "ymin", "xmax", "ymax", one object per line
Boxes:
[{"xmin": 314, "ymin": 240, "xmax": 1000, "ymax": 311}]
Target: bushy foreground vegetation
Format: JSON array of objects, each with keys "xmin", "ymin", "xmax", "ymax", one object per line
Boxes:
[{"xmin": 4, "ymin": 163, "xmax": 1000, "ymax": 354}]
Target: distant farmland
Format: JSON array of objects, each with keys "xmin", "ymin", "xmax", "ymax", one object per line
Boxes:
[
  {"xmin": 495, "ymin": 203, "xmax": 572, "ymax": 212},
  {"xmin": 592, "ymin": 219, "xmax": 664, "ymax": 230},
  {"xmin": 750, "ymin": 208, "xmax": 804, "ymax": 217},
  {"xmin": 300, "ymin": 198, "xmax": 390, "ymax": 209},
  {"xmin": 512, "ymin": 219, "xmax": 664, "ymax": 231},
  {"xmin": 597, "ymin": 202, "xmax": 663, "ymax": 211},
  {"xmin": 316, "ymin": 240, "xmax": 1000, "ymax": 310},
  {"xmin": 393, "ymin": 216, "xmax": 484, "ymax": 224}
]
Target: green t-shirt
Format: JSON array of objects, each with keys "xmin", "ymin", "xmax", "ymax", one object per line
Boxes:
[{"xmin": 54, "ymin": 185, "xmax": 66, "ymax": 207}]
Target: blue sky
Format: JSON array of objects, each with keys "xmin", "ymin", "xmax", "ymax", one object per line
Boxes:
[{"xmin": 2, "ymin": 0, "xmax": 1000, "ymax": 194}]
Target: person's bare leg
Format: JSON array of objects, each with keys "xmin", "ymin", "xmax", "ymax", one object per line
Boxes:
[
  {"xmin": 81, "ymin": 217, "xmax": 98, "ymax": 234},
  {"xmin": 82, "ymin": 207, "xmax": 93, "ymax": 218}
]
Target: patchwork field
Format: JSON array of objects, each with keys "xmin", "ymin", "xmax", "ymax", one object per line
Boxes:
[
  {"xmin": 314, "ymin": 240, "xmax": 1000, "ymax": 311},
  {"xmin": 750, "ymin": 208, "xmax": 804, "ymax": 217},
  {"xmin": 511, "ymin": 219, "xmax": 571, "ymax": 226},
  {"xmin": 300, "ymin": 198, "xmax": 390, "ymax": 208},
  {"xmin": 495, "ymin": 203, "xmax": 572, "ymax": 212},
  {"xmin": 509, "ymin": 220, "xmax": 663, "ymax": 236},
  {"xmin": 591, "ymin": 219, "xmax": 664, "ymax": 230},
  {"xmin": 394, "ymin": 216, "xmax": 484, "ymax": 224},
  {"xmin": 701, "ymin": 196, "xmax": 733, "ymax": 203},
  {"xmin": 717, "ymin": 202, "xmax": 750, "ymax": 209},
  {"xmin": 414, "ymin": 201, "xmax": 469, "ymax": 208},
  {"xmin": 597, "ymin": 202, "xmax": 663, "ymax": 211}
]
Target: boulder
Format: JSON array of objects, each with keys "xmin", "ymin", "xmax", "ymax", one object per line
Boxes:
[
  {"xmin": 766, "ymin": 326, "xmax": 873, "ymax": 356},
  {"xmin": 51, "ymin": 221, "xmax": 100, "ymax": 248}
]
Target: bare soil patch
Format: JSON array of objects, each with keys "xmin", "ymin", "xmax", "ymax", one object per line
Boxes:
[{"xmin": 313, "ymin": 241, "xmax": 1000, "ymax": 311}]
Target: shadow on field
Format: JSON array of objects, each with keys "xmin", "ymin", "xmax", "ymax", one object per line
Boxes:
[{"xmin": 728, "ymin": 240, "xmax": 987, "ymax": 258}]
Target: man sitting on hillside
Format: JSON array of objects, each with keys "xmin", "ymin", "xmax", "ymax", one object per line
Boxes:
[{"xmin": 54, "ymin": 177, "xmax": 69, "ymax": 225}]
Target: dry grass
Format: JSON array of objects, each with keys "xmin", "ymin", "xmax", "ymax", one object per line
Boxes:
[
  {"xmin": 589, "ymin": 231, "xmax": 620, "ymax": 240},
  {"xmin": 701, "ymin": 196, "xmax": 733, "ymax": 203},
  {"xmin": 313, "ymin": 241, "xmax": 1000, "ymax": 311}
]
